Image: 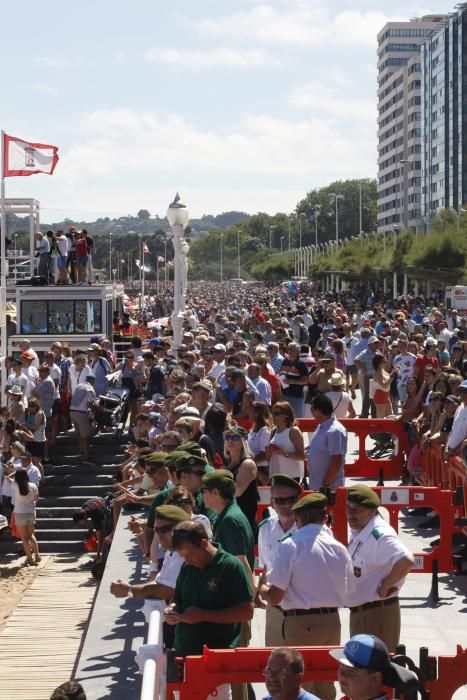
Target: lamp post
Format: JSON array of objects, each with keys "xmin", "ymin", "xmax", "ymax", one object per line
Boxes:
[
  {"xmin": 280, "ymin": 236, "xmax": 284, "ymax": 254},
  {"xmin": 288, "ymin": 216, "xmax": 293, "ymax": 251},
  {"xmin": 237, "ymin": 229, "xmax": 241, "ymax": 279},
  {"xmin": 399, "ymin": 159, "xmax": 409, "ymax": 229},
  {"xmin": 164, "ymin": 237, "xmax": 168, "ymax": 289},
  {"xmin": 299, "ymin": 213, "xmax": 306, "ymax": 276},
  {"xmin": 331, "ymin": 194, "xmax": 344, "ymax": 246},
  {"xmin": 269, "ymin": 225, "xmax": 275, "ymax": 250},
  {"xmin": 108, "ymin": 231, "xmax": 113, "ymax": 281},
  {"xmin": 313, "ymin": 205, "xmax": 321, "ymax": 248},
  {"xmin": 14, "ymin": 233, "xmax": 18, "ymax": 284},
  {"xmin": 393, "ymin": 224, "xmax": 400, "ymax": 250},
  {"xmin": 220, "ymin": 234, "xmax": 223, "ymax": 282},
  {"xmin": 167, "ymin": 193, "xmax": 189, "ymax": 350},
  {"xmin": 359, "ymin": 183, "xmax": 363, "ymax": 236}
]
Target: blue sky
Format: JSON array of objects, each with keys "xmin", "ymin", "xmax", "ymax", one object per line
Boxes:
[{"xmin": 1, "ymin": 0, "xmax": 456, "ymax": 222}]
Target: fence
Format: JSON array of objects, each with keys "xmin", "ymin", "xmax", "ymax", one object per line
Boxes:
[
  {"xmin": 165, "ymin": 644, "xmax": 467, "ymax": 700},
  {"xmin": 137, "ymin": 600, "xmax": 166, "ymax": 700}
]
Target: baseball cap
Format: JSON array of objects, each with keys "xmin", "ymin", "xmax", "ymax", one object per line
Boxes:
[
  {"xmin": 213, "ymin": 343, "xmax": 226, "ymax": 352},
  {"xmin": 323, "ymin": 350, "xmax": 336, "ymax": 361},
  {"xmin": 368, "ymin": 336, "xmax": 379, "ymax": 344},
  {"xmin": 329, "ymin": 634, "xmax": 418, "ymax": 689},
  {"xmin": 148, "ymin": 338, "xmax": 161, "ymax": 346},
  {"xmin": 424, "ymin": 338, "xmax": 437, "ymax": 348},
  {"xmin": 445, "ymin": 394, "xmax": 460, "ymax": 405},
  {"xmin": 20, "ymin": 351, "xmax": 35, "ymax": 360},
  {"xmin": 87, "ymin": 343, "xmax": 101, "ymax": 351},
  {"xmin": 459, "ymin": 380, "xmax": 467, "ymax": 391}
]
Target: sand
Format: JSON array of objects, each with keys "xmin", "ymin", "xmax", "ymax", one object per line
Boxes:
[{"xmin": 0, "ymin": 556, "xmax": 49, "ymax": 634}]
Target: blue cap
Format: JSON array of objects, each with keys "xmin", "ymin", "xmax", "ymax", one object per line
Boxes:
[
  {"xmin": 459, "ymin": 380, "xmax": 467, "ymax": 391},
  {"xmin": 148, "ymin": 338, "xmax": 161, "ymax": 346},
  {"xmin": 329, "ymin": 634, "xmax": 390, "ymax": 672}
]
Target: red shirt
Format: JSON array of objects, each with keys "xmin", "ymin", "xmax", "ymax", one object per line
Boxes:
[
  {"xmin": 414, "ymin": 354, "xmax": 439, "ymax": 380},
  {"xmin": 261, "ymin": 367, "xmax": 281, "ymax": 403}
]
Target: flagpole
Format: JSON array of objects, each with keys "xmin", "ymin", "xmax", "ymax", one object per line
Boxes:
[
  {"xmin": 141, "ymin": 238, "xmax": 145, "ymax": 313},
  {"xmin": 1, "ymin": 131, "xmax": 7, "ymax": 390},
  {"xmin": 156, "ymin": 255, "xmax": 159, "ymax": 296}
]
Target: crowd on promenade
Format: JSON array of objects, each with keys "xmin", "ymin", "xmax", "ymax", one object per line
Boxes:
[{"xmin": 2, "ymin": 278, "xmax": 467, "ymax": 699}]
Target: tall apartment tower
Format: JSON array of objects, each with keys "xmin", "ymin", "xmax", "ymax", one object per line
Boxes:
[
  {"xmin": 377, "ymin": 15, "xmax": 446, "ymax": 234},
  {"xmin": 422, "ymin": 6, "xmax": 467, "ymax": 220}
]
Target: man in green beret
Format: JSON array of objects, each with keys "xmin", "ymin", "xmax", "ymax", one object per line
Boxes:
[
  {"xmin": 258, "ymin": 492, "xmax": 354, "ymax": 700},
  {"xmin": 346, "ymin": 484, "xmax": 414, "ymax": 652},
  {"xmin": 201, "ymin": 469, "xmax": 255, "ymax": 700},
  {"xmin": 110, "ymin": 505, "xmax": 190, "ymax": 603},
  {"xmin": 258, "ymin": 474, "xmax": 301, "ymax": 645},
  {"xmin": 165, "ymin": 520, "xmax": 254, "ymax": 700}
]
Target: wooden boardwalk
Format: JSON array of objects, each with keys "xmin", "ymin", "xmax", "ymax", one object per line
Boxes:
[{"xmin": 0, "ymin": 556, "xmax": 97, "ymax": 700}]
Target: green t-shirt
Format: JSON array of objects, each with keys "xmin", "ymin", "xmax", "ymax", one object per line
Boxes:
[
  {"xmin": 147, "ymin": 482, "xmax": 217, "ymax": 530},
  {"xmin": 213, "ymin": 499, "xmax": 255, "ymax": 571},
  {"xmin": 174, "ymin": 544, "xmax": 253, "ymax": 656}
]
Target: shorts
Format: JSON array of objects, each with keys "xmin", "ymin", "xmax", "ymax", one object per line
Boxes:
[
  {"xmin": 15, "ymin": 512, "xmax": 35, "ymax": 526},
  {"xmin": 56, "ymin": 256, "xmax": 67, "ymax": 269},
  {"xmin": 28, "ymin": 441, "xmax": 45, "ymax": 459},
  {"xmin": 373, "ymin": 389, "xmax": 391, "ymax": 405},
  {"xmin": 347, "ymin": 364, "xmax": 358, "ymax": 376},
  {"xmin": 77, "ymin": 255, "xmax": 88, "ymax": 267},
  {"xmin": 70, "ymin": 410, "xmax": 92, "ymax": 438},
  {"xmin": 52, "ymin": 399, "xmax": 60, "ymax": 417}
]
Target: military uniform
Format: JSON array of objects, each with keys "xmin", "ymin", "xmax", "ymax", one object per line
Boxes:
[
  {"xmin": 267, "ymin": 493, "xmax": 354, "ymax": 700},
  {"xmin": 258, "ymin": 514, "xmax": 296, "ymax": 645},
  {"xmin": 347, "ymin": 513, "xmax": 412, "ymax": 652}
]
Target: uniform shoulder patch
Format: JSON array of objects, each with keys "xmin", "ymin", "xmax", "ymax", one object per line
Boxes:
[
  {"xmin": 258, "ymin": 517, "xmax": 271, "ymax": 529},
  {"xmin": 371, "ymin": 528, "xmax": 384, "ymax": 540},
  {"xmin": 279, "ymin": 533, "xmax": 293, "ymax": 542}
]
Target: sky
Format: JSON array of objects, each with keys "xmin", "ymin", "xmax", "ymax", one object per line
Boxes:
[{"xmin": 1, "ymin": 0, "xmax": 456, "ymax": 222}]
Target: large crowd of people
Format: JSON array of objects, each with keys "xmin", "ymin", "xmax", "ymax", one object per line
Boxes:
[{"xmin": 2, "ymin": 278, "xmax": 467, "ymax": 699}]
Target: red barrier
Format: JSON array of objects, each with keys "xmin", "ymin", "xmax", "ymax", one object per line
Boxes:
[
  {"xmin": 447, "ymin": 455, "xmax": 467, "ymax": 530},
  {"xmin": 420, "ymin": 444, "xmax": 448, "ymax": 489},
  {"xmin": 332, "ymin": 485, "xmax": 456, "ymax": 574},
  {"xmin": 237, "ymin": 418, "xmax": 408, "ymax": 480},
  {"xmin": 166, "ymin": 645, "xmax": 467, "ymax": 700}
]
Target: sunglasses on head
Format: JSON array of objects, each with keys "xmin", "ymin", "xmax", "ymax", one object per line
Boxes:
[
  {"xmin": 272, "ymin": 495, "xmax": 298, "ymax": 506},
  {"xmin": 225, "ymin": 434, "xmax": 241, "ymax": 441},
  {"xmin": 171, "ymin": 498, "xmax": 191, "ymax": 507},
  {"xmin": 154, "ymin": 523, "xmax": 175, "ymax": 535}
]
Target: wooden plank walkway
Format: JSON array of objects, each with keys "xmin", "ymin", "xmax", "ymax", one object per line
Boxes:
[{"xmin": 0, "ymin": 556, "xmax": 97, "ymax": 700}]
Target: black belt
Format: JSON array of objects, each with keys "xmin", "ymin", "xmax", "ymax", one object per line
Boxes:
[
  {"xmin": 281, "ymin": 607, "xmax": 338, "ymax": 616},
  {"xmin": 350, "ymin": 597, "xmax": 399, "ymax": 613}
]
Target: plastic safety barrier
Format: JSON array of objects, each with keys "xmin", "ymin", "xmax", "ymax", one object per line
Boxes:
[
  {"xmin": 165, "ymin": 645, "xmax": 467, "ymax": 700},
  {"xmin": 420, "ymin": 444, "xmax": 449, "ymax": 489},
  {"xmin": 237, "ymin": 418, "xmax": 408, "ymax": 480},
  {"xmin": 447, "ymin": 454, "xmax": 467, "ymax": 522},
  {"xmin": 332, "ymin": 485, "xmax": 457, "ymax": 574}
]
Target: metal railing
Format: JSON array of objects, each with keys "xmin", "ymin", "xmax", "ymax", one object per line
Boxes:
[{"xmin": 137, "ymin": 600, "xmax": 166, "ymax": 700}]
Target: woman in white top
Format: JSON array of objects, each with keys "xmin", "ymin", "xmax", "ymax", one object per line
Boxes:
[
  {"xmin": 6, "ymin": 467, "xmax": 40, "ymax": 566},
  {"xmin": 67, "ymin": 355, "xmax": 92, "ymax": 394},
  {"xmin": 325, "ymin": 372, "xmax": 356, "ymax": 419},
  {"xmin": 265, "ymin": 401, "xmax": 305, "ymax": 480},
  {"xmin": 0, "ymin": 441, "xmax": 27, "ymax": 517},
  {"xmin": 248, "ymin": 401, "xmax": 273, "ymax": 485}
]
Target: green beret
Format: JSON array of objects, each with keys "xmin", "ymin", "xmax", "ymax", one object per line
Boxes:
[
  {"xmin": 179, "ymin": 441, "xmax": 205, "ymax": 459},
  {"xmin": 347, "ymin": 485, "xmax": 380, "ymax": 509},
  {"xmin": 270, "ymin": 474, "xmax": 303, "ymax": 494},
  {"xmin": 154, "ymin": 505, "xmax": 190, "ymax": 523},
  {"xmin": 174, "ymin": 453, "xmax": 206, "ymax": 472},
  {"xmin": 291, "ymin": 492, "xmax": 328, "ymax": 512},
  {"xmin": 202, "ymin": 469, "xmax": 234, "ymax": 489},
  {"xmin": 144, "ymin": 451, "xmax": 169, "ymax": 468},
  {"xmin": 164, "ymin": 450, "xmax": 191, "ymax": 467}
]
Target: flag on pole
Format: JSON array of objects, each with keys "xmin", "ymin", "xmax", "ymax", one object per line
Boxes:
[
  {"xmin": 3, "ymin": 133, "xmax": 59, "ymax": 177},
  {"xmin": 143, "ymin": 242, "xmax": 149, "ymax": 255},
  {"xmin": 157, "ymin": 255, "xmax": 165, "ymax": 263}
]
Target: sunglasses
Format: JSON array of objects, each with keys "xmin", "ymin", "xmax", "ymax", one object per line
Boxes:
[
  {"xmin": 272, "ymin": 495, "xmax": 299, "ymax": 506},
  {"xmin": 162, "ymin": 443, "xmax": 179, "ymax": 450},
  {"xmin": 171, "ymin": 498, "xmax": 191, "ymax": 507},
  {"xmin": 225, "ymin": 434, "xmax": 242, "ymax": 441},
  {"xmin": 154, "ymin": 523, "xmax": 176, "ymax": 535},
  {"xmin": 272, "ymin": 411, "xmax": 285, "ymax": 416}
]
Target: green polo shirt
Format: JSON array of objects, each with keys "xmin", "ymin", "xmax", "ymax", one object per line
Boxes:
[
  {"xmin": 174, "ymin": 544, "xmax": 253, "ymax": 656},
  {"xmin": 213, "ymin": 499, "xmax": 255, "ymax": 571}
]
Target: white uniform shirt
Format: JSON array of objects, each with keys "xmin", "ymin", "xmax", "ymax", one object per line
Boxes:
[
  {"xmin": 155, "ymin": 550, "xmax": 184, "ymax": 589},
  {"xmin": 347, "ymin": 513, "xmax": 412, "ymax": 607},
  {"xmin": 258, "ymin": 514, "xmax": 297, "ymax": 573},
  {"xmin": 268, "ymin": 523, "xmax": 354, "ymax": 610},
  {"xmin": 446, "ymin": 402, "xmax": 467, "ymax": 451}
]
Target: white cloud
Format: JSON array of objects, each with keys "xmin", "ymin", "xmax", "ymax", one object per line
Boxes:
[
  {"xmin": 145, "ymin": 46, "xmax": 280, "ymax": 69},
  {"xmin": 193, "ymin": 4, "xmax": 400, "ymax": 48},
  {"xmin": 32, "ymin": 82, "xmax": 59, "ymax": 96},
  {"xmin": 34, "ymin": 56, "xmax": 77, "ymax": 68},
  {"xmin": 288, "ymin": 78, "xmax": 376, "ymax": 121}
]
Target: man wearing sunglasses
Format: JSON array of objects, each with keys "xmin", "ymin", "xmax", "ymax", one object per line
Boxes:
[
  {"xmin": 110, "ymin": 505, "xmax": 189, "ymax": 604},
  {"xmin": 262, "ymin": 648, "xmax": 319, "ymax": 700},
  {"xmin": 257, "ymin": 475, "xmax": 300, "ymax": 645}
]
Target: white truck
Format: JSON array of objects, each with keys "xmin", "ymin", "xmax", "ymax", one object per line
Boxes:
[{"xmin": 445, "ymin": 285, "xmax": 467, "ymax": 317}]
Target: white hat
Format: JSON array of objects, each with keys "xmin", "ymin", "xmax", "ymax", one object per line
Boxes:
[
  {"xmin": 8, "ymin": 385, "xmax": 23, "ymax": 396},
  {"xmin": 329, "ymin": 372, "xmax": 346, "ymax": 388},
  {"xmin": 214, "ymin": 343, "xmax": 226, "ymax": 352}
]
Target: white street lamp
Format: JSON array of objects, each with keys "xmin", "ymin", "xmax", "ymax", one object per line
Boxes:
[
  {"xmin": 280, "ymin": 236, "xmax": 284, "ymax": 254},
  {"xmin": 313, "ymin": 205, "xmax": 321, "ymax": 248},
  {"xmin": 108, "ymin": 231, "xmax": 113, "ymax": 281},
  {"xmin": 330, "ymin": 194, "xmax": 344, "ymax": 246},
  {"xmin": 298, "ymin": 213, "xmax": 306, "ymax": 276},
  {"xmin": 288, "ymin": 216, "xmax": 293, "ymax": 251},
  {"xmin": 220, "ymin": 234, "xmax": 224, "ymax": 282},
  {"xmin": 237, "ymin": 229, "xmax": 241, "ymax": 279},
  {"xmin": 14, "ymin": 233, "xmax": 18, "ymax": 284},
  {"xmin": 269, "ymin": 225, "xmax": 276, "ymax": 250},
  {"xmin": 167, "ymin": 193, "xmax": 189, "ymax": 349}
]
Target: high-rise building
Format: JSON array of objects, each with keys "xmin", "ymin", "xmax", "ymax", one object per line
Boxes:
[
  {"xmin": 421, "ymin": 5, "xmax": 467, "ymax": 222},
  {"xmin": 377, "ymin": 15, "xmax": 446, "ymax": 234}
]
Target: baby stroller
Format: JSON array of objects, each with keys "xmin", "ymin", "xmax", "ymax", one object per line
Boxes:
[{"xmin": 93, "ymin": 370, "xmax": 130, "ymax": 438}]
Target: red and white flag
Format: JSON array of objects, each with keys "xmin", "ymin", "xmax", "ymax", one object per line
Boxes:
[
  {"xmin": 143, "ymin": 242, "xmax": 150, "ymax": 255},
  {"xmin": 3, "ymin": 132, "xmax": 59, "ymax": 177},
  {"xmin": 157, "ymin": 255, "xmax": 165, "ymax": 263}
]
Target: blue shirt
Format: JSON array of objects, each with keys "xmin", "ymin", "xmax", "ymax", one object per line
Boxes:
[
  {"xmin": 262, "ymin": 691, "xmax": 319, "ymax": 700},
  {"xmin": 307, "ymin": 415, "xmax": 347, "ymax": 490}
]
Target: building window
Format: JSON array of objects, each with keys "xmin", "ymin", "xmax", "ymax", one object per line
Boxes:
[{"xmin": 20, "ymin": 299, "xmax": 102, "ymax": 335}]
